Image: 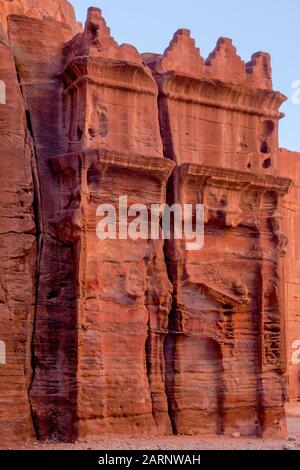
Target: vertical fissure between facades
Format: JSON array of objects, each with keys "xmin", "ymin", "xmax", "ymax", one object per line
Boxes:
[{"xmin": 11, "ymin": 52, "xmax": 44, "ymax": 438}]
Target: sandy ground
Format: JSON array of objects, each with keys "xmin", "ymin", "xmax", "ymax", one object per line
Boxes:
[{"xmin": 6, "ymin": 406, "xmax": 300, "ymax": 451}]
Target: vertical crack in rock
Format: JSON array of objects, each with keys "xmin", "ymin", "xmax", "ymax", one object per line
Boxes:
[
  {"xmin": 155, "ymin": 87, "xmax": 185, "ymax": 435},
  {"xmin": 6, "ymin": 12, "xmax": 80, "ymax": 442},
  {"xmin": 11, "ymin": 52, "xmax": 43, "ymax": 438},
  {"xmin": 0, "ymin": 24, "xmax": 37, "ymax": 444},
  {"xmin": 162, "ymin": 259, "xmax": 180, "ymax": 435},
  {"xmin": 8, "ymin": 15, "xmax": 82, "ymax": 441},
  {"xmin": 145, "ymin": 243, "xmax": 174, "ymax": 434},
  {"xmin": 25, "ymin": 111, "xmax": 44, "ymax": 439}
]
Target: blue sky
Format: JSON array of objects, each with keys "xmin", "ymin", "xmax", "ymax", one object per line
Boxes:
[{"xmin": 72, "ymin": 0, "xmax": 300, "ymax": 151}]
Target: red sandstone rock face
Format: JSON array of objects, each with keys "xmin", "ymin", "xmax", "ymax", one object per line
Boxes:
[
  {"xmin": 0, "ymin": 26, "xmax": 36, "ymax": 445},
  {"xmin": 6, "ymin": 7, "xmax": 174, "ymax": 440},
  {"xmin": 146, "ymin": 28, "xmax": 291, "ymax": 438},
  {"xmin": 6, "ymin": 11, "xmax": 82, "ymax": 442},
  {"xmin": 0, "ymin": 0, "xmax": 81, "ymax": 33},
  {"xmin": 0, "ymin": 1, "xmax": 297, "ymax": 446},
  {"xmin": 278, "ymin": 149, "xmax": 300, "ymax": 403}
]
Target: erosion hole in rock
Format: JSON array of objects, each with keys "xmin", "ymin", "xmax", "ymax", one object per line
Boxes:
[
  {"xmin": 223, "ymin": 303, "xmax": 234, "ymax": 311},
  {"xmin": 47, "ymin": 291, "xmax": 58, "ymax": 300},
  {"xmin": 88, "ymin": 128, "xmax": 95, "ymax": 138},
  {"xmin": 89, "ymin": 24, "xmax": 98, "ymax": 41},
  {"xmin": 260, "ymin": 140, "xmax": 270, "ymax": 154},
  {"xmin": 77, "ymin": 126, "xmax": 83, "ymax": 141},
  {"xmin": 262, "ymin": 120, "xmax": 275, "ymax": 137},
  {"xmin": 259, "ymin": 120, "xmax": 275, "ymax": 154},
  {"xmin": 262, "ymin": 157, "xmax": 272, "ymax": 169},
  {"xmin": 87, "ymin": 164, "xmax": 101, "ymax": 186}
]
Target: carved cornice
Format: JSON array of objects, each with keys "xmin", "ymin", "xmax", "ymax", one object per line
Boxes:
[
  {"xmin": 156, "ymin": 72, "xmax": 286, "ymax": 120},
  {"xmin": 50, "ymin": 149, "xmax": 175, "ymax": 180},
  {"xmin": 179, "ymin": 163, "xmax": 292, "ymax": 227},
  {"xmin": 60, "ymin": 57, "xmax": 158, "ymax": 96},
  {"xmin": 179, "ymin": 163, "xmax": 292, "ymax": 195}
]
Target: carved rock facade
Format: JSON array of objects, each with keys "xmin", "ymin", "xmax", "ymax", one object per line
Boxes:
[
  {"xmin": 279, "ymin": 149, "xmax": 300, "ymax": 403},
  {"xmin": 0, "ymin": 2, "xmax": 298, "ymax": 445}
]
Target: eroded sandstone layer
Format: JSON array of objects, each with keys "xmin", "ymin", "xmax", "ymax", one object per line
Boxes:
[
  {"xmin": 0, "ymin": 1, "xmax": 298, "ymax": 445},
  {"xmin": 0, "ymin": 0, "xmax": 81, "ymax": 33}
]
